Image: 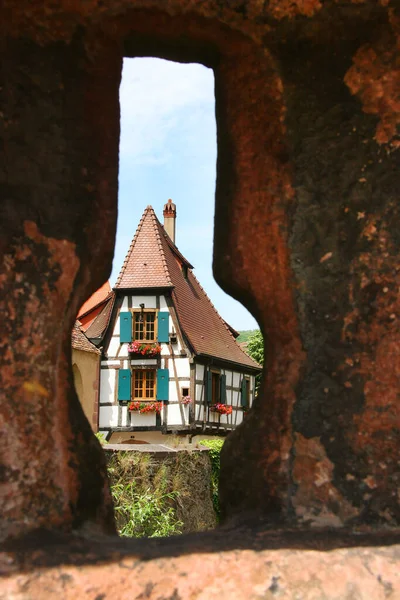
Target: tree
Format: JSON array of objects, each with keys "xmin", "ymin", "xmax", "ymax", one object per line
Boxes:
[{"xmin": 246, "ymin": 330, "xmax": 264, "ymax": 396}]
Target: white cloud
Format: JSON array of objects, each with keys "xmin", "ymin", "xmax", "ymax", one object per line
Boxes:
[{"xmin": 119, "ymin": 58, "xmax": 214, "ymax": 165}]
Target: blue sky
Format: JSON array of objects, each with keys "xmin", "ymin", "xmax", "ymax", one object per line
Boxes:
[{"xmin": 113, "ymin": 57, "xmax": 257, "ymax": 331}]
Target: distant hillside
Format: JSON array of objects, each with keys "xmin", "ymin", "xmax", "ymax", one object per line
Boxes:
[{"xmin": 237, "ymin": 329, "xmax": 258, "ymax": 343}]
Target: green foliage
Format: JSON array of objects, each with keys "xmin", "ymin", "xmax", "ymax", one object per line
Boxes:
[
  {"xmin": 246, "ymin": 330, "xmax": 264, "ymax": 395},
  {"xmin": 246, "ymin": 330, "xmax": 264, "ymax": 365},
  {"xmin": 106, "ymin": 450, "xmax": 216, "ymax": 537},
  {"xmin": 236, "ymin": 329, "xmax": 258, "ymax": 343},
  {"xmin": 95, "ymin": 432, "xmax": 108, "ymax": 445},
  {"xmin": 111, "ymin": 481, "xmax": 182, "ymax": 538},
  {"xmin": 198, "ymin": 438, "xmax": 224, "ymax": 520}
]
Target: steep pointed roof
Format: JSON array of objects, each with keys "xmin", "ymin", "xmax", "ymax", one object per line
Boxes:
[
  {"xmin": 112, "ymin": 204, "xmax": 259, "ymax": 369},
  {"xmin": 154, "ymin": 221, "xmax": 259, "ymax": 369},
  {"xmin": 115, "ymin": 206, "xmax": 173, "ymax": 290}
]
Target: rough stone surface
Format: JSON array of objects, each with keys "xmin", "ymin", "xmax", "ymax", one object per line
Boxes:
[
  {"xmin": 1, "ymin": 528, "xmax": 400, "ymax": 599},
  {"xmin": 1, "ymin": 0, "xmax": 399, "ymax": 595}
]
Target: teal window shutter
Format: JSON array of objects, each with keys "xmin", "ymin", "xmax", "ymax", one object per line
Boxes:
[
  {"xmin": 118, "ymin": 369, "xmax": 131, "ymax": 401},
  {"xmin": 156, "ymin": 368, "xmax": 169, "ymax": 402},
  {"xmin": 220, "ymin": 374, "xmax": 227, "ymax": 404},
  {"xmin": 120, "ymin": 311, "xmax": 132, "ymax": 343},
  {"xmin": 240, "ymin": 378, "xmax": 247, "ymax": 407},
  {"xmin": 157, "ymin": 312, "xmax": 169, "ymax": 343},
  {"xmin": 206, "ymin": 371, "xmax": 212, "ymax": 404}
]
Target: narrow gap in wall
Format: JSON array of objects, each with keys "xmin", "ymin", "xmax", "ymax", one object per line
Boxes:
[{"xmin": 73, "ymin": 57, "xmax": 263, "ymax": 538}]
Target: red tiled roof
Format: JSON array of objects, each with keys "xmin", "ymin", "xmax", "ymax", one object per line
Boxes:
[
  {"xmin": 77, "ymin": 281, "xmax": 111, "ymax": 318},
  {"xmin": 115, "ymin": 207, "xmax": 173, "ymax": 289},
  {"xmin": 85, "ymin": 293, "xmax": 115, "ymax": 340},
  {"xmin": 113, "ymin": 206, "xmax": 260, "ymax": 370},
  {"xmin": 71, "ymin": 322, "xmax": 101, "ymax": 354}
]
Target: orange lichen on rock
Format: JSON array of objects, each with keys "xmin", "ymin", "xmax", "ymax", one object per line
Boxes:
[
  {"xmin": 292, "ymin": 434, "xmax": 358, "ymax": 526},
  {"xmin": 344, "ymin": 37, "xmax": 400, "ymax": 146},
  {"xmin": 340, "ymin": 215, "xmax": 400, "ymax": 520},
  {"xmin": 267, "ymin": 0, "xmax": 322, "ymax": 20}
]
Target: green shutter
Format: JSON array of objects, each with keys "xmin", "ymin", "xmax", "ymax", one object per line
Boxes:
[
  {"xmin": 206, "ymin": 371, "xmax": 212, "ymax": 404},
  {"xmin": 240, "ymin": 378, "xmax": 247, "ymax": 407},
  {"xmin": 156, "ymin": 368, "xmax": 169, "ymax": 402},
  {"xmin": 220, "ymin": 374, "xmax": 226, "ymax": 404},
  {"xmin": 120, "ymin": 311, "xmax": 132, "ymax": 343},
  {"xmin": 157, "ymin": 312, "xmax": 169, "ymax": 343},
  {"xmin": 118, "ymin": 369, "xmax": 131, "ymax": 401}
]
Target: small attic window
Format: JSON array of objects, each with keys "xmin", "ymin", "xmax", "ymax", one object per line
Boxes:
[{"xmin": 182, "ymin": 264, "xmax": 188, "ymax": 279}]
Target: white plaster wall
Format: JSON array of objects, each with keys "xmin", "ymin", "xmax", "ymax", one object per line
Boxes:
[
  {"xmin": 132, "ymin": 295, "xmax": 157, "ymax": 308},
  {"xmin": 174, "ymin": 358, "xmax": 190, "ymax": 378},
  {"xmin": 121, "ymin": 405, "xmax": 128, "ymax": 427},
  {"xmin": 232, "ymin": 389, "xmax": 240, "ymax": 407},
  {"xmin": 101, "ymin": 360, "xmax": 119, "ymax": 367},
  {"xmin": 159, "ymin": 295, "xmax": 168, "ymax": 310},
  {"xmin": 227, "ymin": 388, "xmax": 233, "ymax": 405},
  {"xmin": 99, "ymin": 405, "xmax": 119, "ymax": 428},
  {"xmin": 236, "ymin": 412, "xmax": 244, "ymax": 426},
  {"xmin": 168, "ymin": 381, "xmax": 179, "ymax": 403},
  {"xmin": 195, "ymin": 384, "xmax": 204, "ymax": 403},
  {"xmin": 100, "ymin": 370, "xmax": 116, "ymax": 404},
  {"xmin": 232, "ymin": 372, "xmax": 240, "ymax": 388},
  {"xmin": 196, "ymin": 364, "xmax": 205, "ymax": 381},
  {"xmin": 226, "ymin": 370, "xmax": 233, "ymax": 387},
  {"xmin": 121, "ymin": 297, "xmax": 128, "ymax": 309},
  {"xmin": 108, "ymin": 336, "xmax": 120, "ymax": 357},
  {"xmin": 114, "ymin": 317, "xmax": 120, "ymax": 336},
  {"xmin": 166, "ymin": 403, "xmax": 185, "ymax": 426},
  {"xmin": 119, "ymin": 344, "xmax": 129, "ymax": 358},
  {"xmin": 161, "ymin": 345, "xmax": 170, "ymax": 356}
]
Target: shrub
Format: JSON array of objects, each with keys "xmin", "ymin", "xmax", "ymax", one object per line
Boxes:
[
  {"xmin": 111, "ymin": 481, "xmax": 182, "ymax": 538},
  {"xmin": 198, "ymin": 438, "xmax": 224, "ymax": 520},
  {"xmin": 95, "ymin": 432, "xmax": 108, "ymax": 445},
  {"xmin": 106, "ymin": 450, "xmax": 216, "ymax": 537}
]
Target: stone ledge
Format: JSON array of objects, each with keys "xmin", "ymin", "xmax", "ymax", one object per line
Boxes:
[{"xmin": 2, "ymin": 527, "xmax": 400, "ymax": 599}]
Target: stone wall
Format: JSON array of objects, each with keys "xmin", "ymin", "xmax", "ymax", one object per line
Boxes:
[{"xmin": 104, "ymin": 446, "xmax": 217, "ymax": 534}]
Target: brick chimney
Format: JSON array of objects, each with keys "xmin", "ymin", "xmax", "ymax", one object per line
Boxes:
[{"xmin": 163, "ymin": 199, "xmax": 176, "ymax": 243}]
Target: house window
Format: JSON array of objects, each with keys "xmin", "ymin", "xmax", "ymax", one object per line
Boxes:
[
  {"xmin": 211, "ymin": 372, "xmax": 220, "ymax": 405},
  {"xmin": 133, "ymin": 369, "xmax": 156, "ymax": 399},
  {"xmin": 134, "ymin": 310, "xmax": 156, "ymax": 341},
  {"xmin": 181, "ymin": 387, "xmax": 190, "ymax": 397}
]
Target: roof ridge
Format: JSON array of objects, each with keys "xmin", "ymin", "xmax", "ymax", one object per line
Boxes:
[
  {"xmin": 115, "ymin": 207, "xmax": 150, "ymax": 288},
  {"xmin": 151, "ymin": 211, "xmax": 173, "ymax": 287},
  {"xmin": 77, "ymin": 291, "xmax": 114, "ymax": 320},
  {"xmin": 161, "ymin": 227, "xmax": 194, "ymax": 269},
  {"xmin": 85, "ymin": 292, "xmax": 115, "ymax": 341}
]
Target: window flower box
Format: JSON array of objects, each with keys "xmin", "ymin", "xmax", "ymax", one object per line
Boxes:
[
  {"xmin": 128, "ymin": 342, "xmax": 161, "ymax": 357},
  {"xmin": 210, "ymin": 403, "xmax": 232, "ymax": 415},
  {"xmin": 128, "ymin": 401, "xmax": 163, "ymax": 414}
]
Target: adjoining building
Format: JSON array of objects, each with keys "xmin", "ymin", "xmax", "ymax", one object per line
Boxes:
[
  {"xmin": 71, "ymin": 322, "xmax": 101, "ymax": 432},
  {"xmin": 82, "ymin": 200, "xmax": 261, "ymax": 444}
]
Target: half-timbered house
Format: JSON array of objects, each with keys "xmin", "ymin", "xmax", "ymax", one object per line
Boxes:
[{"xmin": 87, "ymin": 201, "xmax": 261, "ymax": 444}]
